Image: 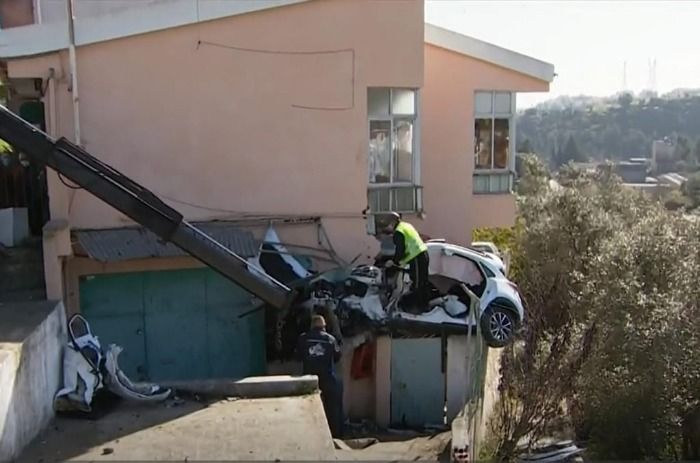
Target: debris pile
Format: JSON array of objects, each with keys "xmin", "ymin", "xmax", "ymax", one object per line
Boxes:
[
  {"xmin": 54, "ymin": 314, "xmax": 171, "ymax": 415},
  {"xmin": 518, "ymin": 440, "xmax": 585, "ymax": 463}
]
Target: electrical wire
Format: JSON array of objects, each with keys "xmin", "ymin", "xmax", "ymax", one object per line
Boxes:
[
  {"xmin": 197, "ymin": 40, "xmax": 355, "ymax": 111},
  {"xmin": 198, "ymin": 40, "xmax": 353, "ymax": 56},
  {"xmin": 57, "ymin": 172, "xmax": 82, "ymax": 190},
  {"xmin": 158, "ymin": 192, "xmax": 364, "ymax": 219}
]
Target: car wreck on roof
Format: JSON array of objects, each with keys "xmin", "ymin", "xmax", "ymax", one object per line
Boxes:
[{"xmin": 255, "ymin": 231, "xmax": 525, "ymax": 355}]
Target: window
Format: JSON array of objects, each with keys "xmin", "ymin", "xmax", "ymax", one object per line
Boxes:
[
  {"xmin": 368, "ymin": 88, "xmax": 421, "ymax": 212},
  {"xmin": 473, "ymin": 172, "xmax": 513, "ymax": 194},
  {"xmin": 474, "ymin": 91, "xmax": 515, "ymax": 194}
]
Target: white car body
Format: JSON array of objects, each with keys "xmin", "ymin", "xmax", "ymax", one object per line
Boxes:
[
  {"xmin": 470, "ymin": 241, "xmax": 500, "ymax": 255},
  {"xmin": 307, "ymin": 239, "xmax": 525, "ymax": 347},
  {"xmin": 424, "ymin": 241, "xmax": 524, "ymax": 325},
  {"xmin": 382, "ymin": 240, "xmax": 524, "ymax": 346}
]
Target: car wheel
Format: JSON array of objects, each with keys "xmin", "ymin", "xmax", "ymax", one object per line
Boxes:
[{"xmin": 480, "ymin": 304, "xmax": 518, "ymax": 348}]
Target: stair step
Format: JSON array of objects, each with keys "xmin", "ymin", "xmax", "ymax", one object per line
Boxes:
[
  {"xmin": 0, "ymin": 288, "xmax": 46, "ymax": 303},
  {"xmin": 0, "ymin": 247, "xmax": 43, "ymax": 264},
  {"xmin": 0, "ymin": 263, "xmax": 45, "ymax": 292}
]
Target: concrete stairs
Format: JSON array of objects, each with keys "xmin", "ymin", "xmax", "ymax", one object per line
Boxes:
[{"xmin": 0, "ymin": 241, "xmax": 46, "ymax": 302}]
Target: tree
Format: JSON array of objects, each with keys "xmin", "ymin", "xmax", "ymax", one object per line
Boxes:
[
  {"xmin": 675, "ymin": 135, "xmax": 692, "ymax": 164},
  {"xmin": 663, "ymin": 189, "xmax": 691, "ymax": 211},
  {"xmin": 516, "ymin": 93, "xmax": 700, "ymax": 164},
  {"xmin": 517, "ymin": 138, "xmax": 534, "ymax": 154},
  {"xmin": 682, "ymin": 172, "xmax": 700, "ymax": 209},
  {"xmin": 559, "ymin": 134, "xmax": 587, "ymax": 164},
  {"xmin": 617, "ymin": 92, "xmax": 634, "ymax": 109},
  {"xmin": 487, "ymin": 166, "xmax": 700, "ymax": 460},
  {"xmin": 516, "ymin": 153, "xmax": 549, "ymax": 197},
  {"xmin": 549, "ymin": 145, "xmax": 559, "ymax": 169}
]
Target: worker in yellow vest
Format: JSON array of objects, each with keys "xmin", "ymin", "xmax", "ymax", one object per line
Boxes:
[{"xmin": 384, "ymin": 212, "xmax": 430, "ymax": 309}]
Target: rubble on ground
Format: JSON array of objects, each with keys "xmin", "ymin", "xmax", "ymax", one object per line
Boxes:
[{"xmin": 518, "ymin": 440, "xmax": 585, "ymax": 463}]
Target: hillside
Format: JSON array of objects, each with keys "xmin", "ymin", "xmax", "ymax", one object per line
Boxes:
[{"xmin": 516, "ymin": 90, "xmax": 700, "ymax": 169}]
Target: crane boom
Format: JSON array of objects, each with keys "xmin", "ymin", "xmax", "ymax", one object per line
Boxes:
[{"xmin": 0, "ymin": 105, "xmax": 293, "ymax": 310}]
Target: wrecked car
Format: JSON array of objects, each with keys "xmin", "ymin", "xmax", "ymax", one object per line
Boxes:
[{"xmin": 288, "ymin": 239, "xmax": 524, "ymax": 349}]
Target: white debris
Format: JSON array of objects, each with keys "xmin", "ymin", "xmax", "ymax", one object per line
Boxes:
[{"xmin": 394, "ymin": 306, "xmax": 470, "ymax": 325}]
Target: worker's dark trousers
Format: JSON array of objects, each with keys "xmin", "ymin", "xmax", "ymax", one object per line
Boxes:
[
  {"xmin": 319, "ymin": 376, "xmax": 344, "ymax": 438},
  {"xmin": 408, "ymin": 251, "xmax": 430, "ymax": 307}
]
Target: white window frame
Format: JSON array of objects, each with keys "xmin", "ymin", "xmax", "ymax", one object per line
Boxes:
[
  {"xmin": 474, "ymin": 90, "xmax": 516, "ymax": 172},
  {"xmin": 33, "ymin": 0, "xmax": 42, "ymax": 24},
  {"xmin": 473, "ymin": 91, "xmax": 516, "ymax": 194},
  {"xmin": 367, "ymin": 87, "xmax": 422, "ymax": 213}
]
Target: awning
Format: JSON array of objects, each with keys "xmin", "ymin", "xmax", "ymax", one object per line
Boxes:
[{"xmin": 73, "ymin": 222, "xmax": 258, "ymax": 263}]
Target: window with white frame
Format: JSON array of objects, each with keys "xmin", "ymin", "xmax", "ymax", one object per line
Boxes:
[
  {"xmin": 474, "ymin": 91, "xmax": 515, "ymax": 194},
  {"xmin": 367, "ymin": 88, "xmax": 422, "ymax": 213}
]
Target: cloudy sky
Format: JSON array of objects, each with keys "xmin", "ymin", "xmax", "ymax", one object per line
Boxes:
[{"xmin": 425, "ymin": 1, "xmax": 700, "ymax": 108}]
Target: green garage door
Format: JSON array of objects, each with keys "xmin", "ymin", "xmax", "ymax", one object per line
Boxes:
[{"xmin": 79, "ymin": 268, "xmax": 265, "ymax": 382}]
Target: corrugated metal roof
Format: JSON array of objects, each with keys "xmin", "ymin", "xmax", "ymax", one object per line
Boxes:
[{"xmin": 74, "ymin": 222, "xmax": 259, "ymax": 263}]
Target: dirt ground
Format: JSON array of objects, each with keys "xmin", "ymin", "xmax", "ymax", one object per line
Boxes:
[
  {"xmin": 19, "ymin": 393, "xmax": 337, "ymax": 461},
  {"xmin": 19, "ymin": 392, "xmax": 451, "ymax": 461},
  {"xmin": 336, "ymin": 431, "xmax": 452, "ymax": 461}
]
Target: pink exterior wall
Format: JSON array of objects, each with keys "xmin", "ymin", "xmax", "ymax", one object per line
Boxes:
[
  {"xmin": 420, "ymin": 44, "xmax": 548, "ymax": 245},
  {"xmin": 9, "ymin": 0, "xmax": 424, "ymax": 265}
]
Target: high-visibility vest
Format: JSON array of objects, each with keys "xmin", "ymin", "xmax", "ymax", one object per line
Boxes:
[{"xmin": 395, "ymin": 221, "xmax": 428, "ymax": 266}]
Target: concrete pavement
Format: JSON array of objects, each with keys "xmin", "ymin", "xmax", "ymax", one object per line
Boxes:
[{"xmin": 19, "ymin": 394, "xmax": 337, "ymax": 461}]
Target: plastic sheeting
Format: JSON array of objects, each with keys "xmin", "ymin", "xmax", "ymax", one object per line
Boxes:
[
  {"xmin": 394, "ymin": 306, "xmax": 476, "ymax": 326},
  {"xmin": 248, "ymin": 226, "xmax": 311, "ymax": 286},
  {"xmin": 103, "ymin": 346, "xmax": 170, "ymax": 402},
  {"xmin": 54, "ymin": 314, "xmax": 171, "ymax": 414}
]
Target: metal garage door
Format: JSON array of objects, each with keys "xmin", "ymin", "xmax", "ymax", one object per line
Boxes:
[
  {"xmin": 79, "ymin": 268, "xmax": 265, "ymax": 382},
  {"xmin": 390, "ymin": 337, "xmax": 446, "ymax": 427}
]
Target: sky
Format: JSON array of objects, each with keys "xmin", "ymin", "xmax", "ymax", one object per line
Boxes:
[{"xmin": 425, "ymin": 1, "xmax": 700, "ymax": 109}]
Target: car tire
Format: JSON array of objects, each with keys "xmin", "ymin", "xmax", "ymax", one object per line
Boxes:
[{"xmin": 480, "ymin": 304, "xmax": 518, "ymax": 348}]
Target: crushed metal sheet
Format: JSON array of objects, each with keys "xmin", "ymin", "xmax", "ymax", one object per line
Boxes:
[{"xmin": 74, "ymin": 222, "xmax": 258, "ymax": 263}]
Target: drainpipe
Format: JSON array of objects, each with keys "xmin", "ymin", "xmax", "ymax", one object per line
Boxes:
[
  {"xmin": 66, "ymin": 0, "xmax": 81, "ymax": 145},
  {"xmin": 47, "ymin": 68, "xmax": 57, "ymax": 136},
  {"xmin": 34, "ymin": 0, "xmax": 42, "ymax": 24}
]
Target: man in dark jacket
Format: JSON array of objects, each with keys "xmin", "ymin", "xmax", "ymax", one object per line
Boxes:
[{"xmin": 296, "ymin": 314, "xmax": 343, "ymax": 437}]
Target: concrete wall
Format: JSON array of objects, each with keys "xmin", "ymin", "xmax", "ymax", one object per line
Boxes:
[
  {"xmin": 339, "ymin": 334, "xmax": 376, "ymax": 420},
  {"xmin": 446, "ymin": 335, "xmax": 470, "ymax": 421},
  {"xmin": 0, "ymin": 300, "xmax": 66, "ymax": 460},
  {"xmin": 421, "ymin": 43, "xmax": 549, "ymax": 245},
  {"xmin": 374, "ymin": 335, "xmax": 391, "ymax": 428},
  {"xmin": 268, "ymin": 332, "xmax": 496, "ymax": 433},
  {"xmin": 477, "ymin": 347, "xmax": 502, "ymax": 451}
]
